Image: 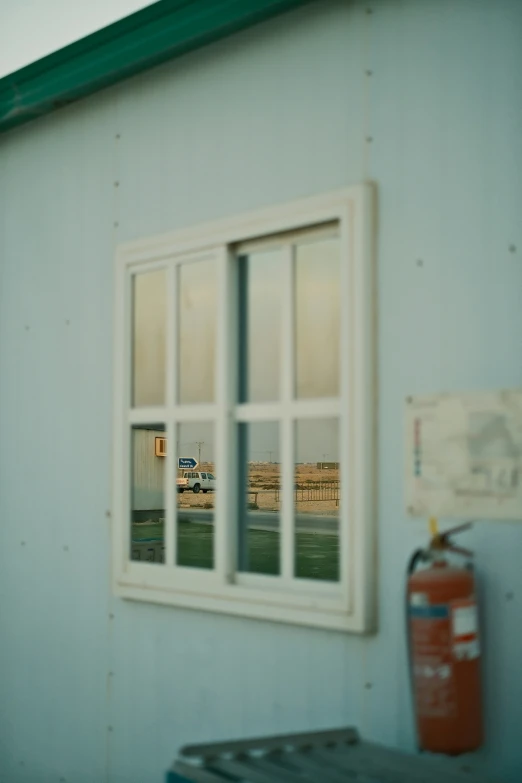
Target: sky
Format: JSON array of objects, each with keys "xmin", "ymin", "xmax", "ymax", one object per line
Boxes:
[
  {"xmin": 0, "ymin": 0, "xmax": 156, "ymax": 78},
  {"xmin": 172, "ymin": 418, "xmax": 340, "ymax": 466}
]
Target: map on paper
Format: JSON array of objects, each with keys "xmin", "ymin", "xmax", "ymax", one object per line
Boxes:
[{"xmin": 405, "ymin": 391, "xmax": 522, "ymax": 520}]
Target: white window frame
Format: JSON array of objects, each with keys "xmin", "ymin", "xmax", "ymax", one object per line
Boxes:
[{"xmin": 112, "ymin": 184, "xmax": 376, "ymax": 633}]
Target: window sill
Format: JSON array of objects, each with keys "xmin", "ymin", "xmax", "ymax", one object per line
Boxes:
[{"xmin": 114, "ymin": 566, "xmax": 375, "ymax": 633}]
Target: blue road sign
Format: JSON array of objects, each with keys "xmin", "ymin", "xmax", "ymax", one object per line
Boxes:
[{"xmin": 178, "ymin": 457, "xmax": 198, "ymax": 469}]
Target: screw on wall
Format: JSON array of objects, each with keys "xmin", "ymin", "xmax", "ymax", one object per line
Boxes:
[
  {"xmin": 63, "ymin": 546, "xmax": 69, "ymax": 552},
  {"xmin": 416, "ymin": 259, "xmax": 424, "ymax": 267},
  {"xmin": 366, "ymin": 136, "xmax": 373, "ymax": 143},
  {"xmin": 509, "ymin": 245, "xmax": 516, "ymax": 253},
  {"xmin": 365, "ymin": 70, "xmax": 373, "ymax": 76},
  {"xmin": 114, "ymin": 181, "xmax": 119, "ymax": 187},
  {"xmin": 364, "ymin": 682, "xmax": 373, "ymax": 689},
  {"xmin": 506, "ymin": 591, "xmax": 514, "ymax": 601}
]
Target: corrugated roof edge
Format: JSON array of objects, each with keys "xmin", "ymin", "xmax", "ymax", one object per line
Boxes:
[{"xmin": 0, "ymin": 0, "xmax": 313, "ymax": 135}]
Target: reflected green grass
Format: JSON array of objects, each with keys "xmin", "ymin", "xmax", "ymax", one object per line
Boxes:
[{"xmin": 132, "ymin": 521, "xmax": 339, "ymax": 581}]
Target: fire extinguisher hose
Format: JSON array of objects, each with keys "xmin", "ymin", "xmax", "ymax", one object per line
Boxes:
[
  {"xmin": 407, "ymin": 548, "xmax": 426, "ymax": 578},
  {"xmin": 406, "ymin": 547, "xmax": 427, "ymax": 752}
]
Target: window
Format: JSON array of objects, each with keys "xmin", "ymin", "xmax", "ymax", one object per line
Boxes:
[{"xmin": 113, "ymin": 186, "xmax": 376, "ymax": 632}]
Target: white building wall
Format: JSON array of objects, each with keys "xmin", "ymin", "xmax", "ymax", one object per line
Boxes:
[{"xmin": 0, "ymin": 1, "xmax": 521, "ymax": 781}]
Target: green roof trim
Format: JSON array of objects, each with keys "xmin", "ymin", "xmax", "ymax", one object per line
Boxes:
[{"xmin": 0, "ymin": 0, "xmax": 313, "ymax": 135}]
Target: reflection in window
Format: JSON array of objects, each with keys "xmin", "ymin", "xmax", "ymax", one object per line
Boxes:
[
  {"xmin": 295, "ymin": 236, "xmax": 340, "ymax": 399},
  {"xmin": 295, "ymin": 418, "xmax": 340, "ymax": 581},
  {"xmin": 239, "ymin": 249, "xmax": 283, "ymax": 403},
  {"xmin": 238, "ymin": 422, "xmax": 280, "ymax": 575},
  {"xmin": 176, "ymin": 422, "xmax": 215, "ymax": 569},
  {"xmin": 130, "ymin": 425, "xmax": 165, "ymax": 564},
  {"xmin": 178, "ymin": 259, "xmax": 217, "ymax": 404},
  {"xmin": 132, "ymin": 270, "xmax": 166, "ymax": 407}
]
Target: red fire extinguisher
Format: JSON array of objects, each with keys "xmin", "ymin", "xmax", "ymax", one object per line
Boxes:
[{"xmin": 407, "ymin": 522, "xmax": 483, "ymax": 755}]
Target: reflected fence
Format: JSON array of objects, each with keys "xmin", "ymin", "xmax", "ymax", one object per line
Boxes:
[
  {"xmin": 133, "ymin": 479, "xmax": 341, "ymax": 524},
  {"xmin": 275, "ymin": 480, "xmax": 340, "ymax": 505}
]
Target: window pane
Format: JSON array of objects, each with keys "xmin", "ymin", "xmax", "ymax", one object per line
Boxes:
[
  {"xmin": 237, "ymin": 422, "xmax": 280, "ymax": 575},
  {"xmin": 176, "ymin": 422, "xmax": 215, "ymax": 569},
  {"xmin": 132, "ymin": 270, "xmax": 166, "ymax": 407},
  {"xmin": 238, "ymin": 248, "xmax": 283, "ymax": 403},
  {"xmin": 130, "ymin": 425, "xmax": 165, "ymax": 564},
  {"xmin": 295, "ymin": 418, "xmax": 340, "ymax": 581},
  {"xmin": 178, "ymin": 258, "xmax": 217, "ymax": 404},
  {"xmin": 295, "ymin": 236, "xmax": 340, "ymax": 399}
]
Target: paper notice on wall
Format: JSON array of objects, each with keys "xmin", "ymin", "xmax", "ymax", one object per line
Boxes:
[{"xmin": 405, "ymin": 390, "xmax": 522, "ymax": 520}]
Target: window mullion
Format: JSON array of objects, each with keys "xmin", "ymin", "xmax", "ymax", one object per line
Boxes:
[
  {"xmin": 281, "ymin": 244, "xmax": 295, "ymax": 581},
  {"xmin": 215, "ymin": 246, "xmax": 236, "ymax": 584},
  {"xmin": 164, "ymin": 262, "xmax": 177, "ymax": 568}
]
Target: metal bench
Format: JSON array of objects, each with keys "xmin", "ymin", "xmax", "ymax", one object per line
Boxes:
[{"xmin": 167, "ymin": 727, "xmax": 499, "ymax": 783}]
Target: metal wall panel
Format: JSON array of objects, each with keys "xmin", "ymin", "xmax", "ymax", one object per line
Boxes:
[
  {"xmin": 133, "ymin": 429, "xmax": 165, "ymax": 512},
  {"xmin": 0, "ymin": 1, "xmax": 521, "ymax": 781}
]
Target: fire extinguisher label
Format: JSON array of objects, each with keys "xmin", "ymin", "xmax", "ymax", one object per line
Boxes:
[
  {"xmin": 409, "ymin": 592, "xmax": 429, "ymax": 607},
  {"xmin": 452, "ymin": 600, "xmax": 478, "ymax": 637},
  {"xmin": 409, "ymin": 596, "xmax": 481, "ymax": 718},
  {"xmin": 409, "ymin": 603, "xmax": 449, "ymax": 619},
  {"xmin": 409, "ymin": 606, "xmax": 457, "ymax": 717},
  {"xmin": 453, "ymin": 639, "xmax": 480, "ymax": 660},
  {"xmin": 451, "ymin": 599, "xmax": 480, "ymax": 660}
]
